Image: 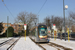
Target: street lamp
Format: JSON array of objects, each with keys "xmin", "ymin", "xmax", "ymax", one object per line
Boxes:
[
  {"xmin": 63, "ymin": 0, "xmax": 68, "ymax": 41},
  {"xmin": 65, "ymin": 5, "xmax": 68, "ymax": 9}
]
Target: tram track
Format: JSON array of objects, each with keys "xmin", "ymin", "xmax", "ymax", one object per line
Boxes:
[
  {"xmin": 29, "ymin": 37, "xmax": 46, "ymax": 50},
  {"xmin": 7, "ymin": 37, "xmax": 20, "ymax": 50},
  {"xmin": 30, "ymin": 37, "xmax": 72, "ymax": 50},
  {"xmin": 47, "ymin": 42, "xmax": 72, "ymax": 50},
  {"xmin": 0, "ymin": 37, "xmax": 20, "ymax": 50},
  {"xmin": 0, "ymin": 38, "xmax": 13, "ymax": 47}
]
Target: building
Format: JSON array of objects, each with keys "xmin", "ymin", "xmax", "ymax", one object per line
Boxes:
[
  {"xmin": 11, "ymin": 23, "xmax": 23, "ymax": 34},
  {"xmin": 2, "ymin": 23, "xmax": 11, "ymax": 33},
  {"xmin": 71, "ymin": 25, "xmax": 75, "ymax": 32},
  {"xmin": 2, "ymin": 23, "xmax": 23, "ymax": 34}
]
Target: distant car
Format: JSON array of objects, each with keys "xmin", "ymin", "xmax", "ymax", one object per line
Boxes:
[
  {"xmin": 58, "ymin": 33, "xmax": 61, "ymax": 38},
  {"xmin": 62, "ymin": 33, "xmax": 68, "ymax": 37},
  {"xmin": 70, "ymin": 32, "xmax": 75, "ymax": 38}
]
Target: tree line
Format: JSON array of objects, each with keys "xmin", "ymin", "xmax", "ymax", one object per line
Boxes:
[
  {"xmin": 44, "ymin": 11, "xmax": 75, "ymax": 32},
  {"xmin": 0, "ymin": 11, "xmax": 75, "ymax": 37}
]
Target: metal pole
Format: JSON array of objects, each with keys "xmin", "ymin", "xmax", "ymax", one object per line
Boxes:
[
  {"xmin": 35, "ymin": 23, "xmax": 36, "ymax": 37},
  {"xmin": 63, "ymin": 0, "xmax": 66, "ymax": 41},
  {"xmin": 25, "ymin": 30, "xmax": 26, "ymax": 40},
  {"xmin": 69, "ymin": 17, "xmax": 71, "ymax": 37},
  {"xmin": 38, "ymin": 15, "xmax": 39, "ymax": 24},
  {"xmin": 7, "ymin": 16, "xmax": 9, "ymax": 38}
]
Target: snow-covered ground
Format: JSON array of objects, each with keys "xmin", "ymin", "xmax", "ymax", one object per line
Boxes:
[
  {"xmin": 49, "ymin": 38, "xmax": 75, "ymax": 50},
  {"xmin": 11, "ymin": 37, "xmax": 75, "ymax": 50},
  {"xmin": 0, "ymin": 37, "xmax": 13, "ymax": 43},
  {"xmin": 12, "ymin": 37, "xmax": 43, "ymax": 50},
  {"xmin": 0, "ymin": 38, "xmax": 18, "ymax": 50}
]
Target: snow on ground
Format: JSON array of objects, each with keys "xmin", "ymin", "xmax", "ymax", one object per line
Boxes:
[
  {"xmin": 0, "ymin": 38, "xmax": 18, "ymax": 50},
  {"xmin": 12, "ymin": 37, "xmax": 43, "ymax": 50},
  {"xmin": 49, "ymin": 38, "xmax": 75, "ymax": 50},
  {"xmin": 0, "ymin": 37, "xmax": 13, "ymax": 43}
]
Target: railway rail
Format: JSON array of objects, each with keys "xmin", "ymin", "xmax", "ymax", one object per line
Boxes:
[
  {"xmin": 0, "ymin": 37, "xmax": 20, "ymax": 50},
  {"xmin": 30, "ymin": 37, "xmax": 72, "ymax": 50},
  {"xmin": 0, "ymin": 38, "xmax": 13, "ymax": 47}
]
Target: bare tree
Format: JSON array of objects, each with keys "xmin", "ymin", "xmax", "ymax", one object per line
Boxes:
[
  {"xmin": 69, "ymin": 11, "xmax": 75, "ymax": 25},
  {"xmin": 44, "ymin": 15, "xmax": 63, "ymax": 30},
  {"xmin": 52, "ymin": 16, "xmax": 63, "ymax": 29},
  {"xmin": 69, "ymin": 11, "xmax": 75, "ymax": 20},
  {"xmin": 44, "ymin": 16, "xmax": 51, "ymax": 29},
  {"xmin": 68, "ymin": 11, "xmax": 75, "ymax": 32},
  {"xmin": 15, "ymin": 11, "xmax": 37, "ymax": 35}
]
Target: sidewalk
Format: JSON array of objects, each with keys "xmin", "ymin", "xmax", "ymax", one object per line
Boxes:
[
  {"xmin": 49, "ymin": 38, "xmax": 75, "ymax": 50},
  {"xmin": 12, "ymin": 37, "xmax": 43, "ymax": 50}
]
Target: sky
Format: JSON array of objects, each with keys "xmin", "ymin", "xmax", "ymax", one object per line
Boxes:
[{"xmin": 0, "ymin": 0, "xmax": 75, "ymax": 24}]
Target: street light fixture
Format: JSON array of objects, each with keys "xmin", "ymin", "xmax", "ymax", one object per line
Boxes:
[
  {"xmin": 65, "ymin": 5, "xmax": 68, "ymax": 9},
  {"xmin": 63, "ymin": 0, "xmax": 68, "ymax": 41}
]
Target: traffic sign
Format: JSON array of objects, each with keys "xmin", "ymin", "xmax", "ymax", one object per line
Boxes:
[
  {"xmin": 24, "ymin": 24, "xmax": 27, "ymax": 30},
  {"xmin": 53, "ymin": 24, "xmax": 55, "ymax": 26},
  {"xmin": 52, "ymin": 24, "xmax": 56, "ymax": 30},
  {"xmin": 24, "ymin": 24, "xmax": 27, "ymax": 41}
]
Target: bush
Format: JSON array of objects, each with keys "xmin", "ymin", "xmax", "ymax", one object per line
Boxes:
[
  {"xmin": 13, "ymin": 33, "xmax": 19, "ymax": 37},
  {"xmin": 1, "ymin": 26, "xmax": 14, "ymax": 37}
]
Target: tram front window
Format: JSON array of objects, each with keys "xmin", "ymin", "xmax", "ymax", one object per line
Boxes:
[
  {"xmin": 41, "ymin": 31, "xmax": 45, "ymax": 34},
  {"xmin": 39, "ymin": 28, "xmax": 47, "ymax": 36},
  {"xmin": 40, "ymin": 31, "xmax": 47, "ymax": 36}
]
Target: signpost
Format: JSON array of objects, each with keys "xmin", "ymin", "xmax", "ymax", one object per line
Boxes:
[
  {"xmin": 24, "ymin": 24, "xmax": 27, "ymax": 40},
  {"xmin": 67, "ymin": 27, "xmax": 70, "ymax": 41},
  {"xmin": 52, "ymin": 24, "xmax": 56, "ymax": 30},
  {"xmin": 54, "ymin": 30, "xmax": 56, "ymax": 40},
  {"xmin": 52, "ymin": 24, "xmax": 57, "ymax": 40}
]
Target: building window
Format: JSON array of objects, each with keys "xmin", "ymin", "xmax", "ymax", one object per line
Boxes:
[
  {"xmin": 5, "ymin": 25, "xmax": 7, "ymax": 26},
  {"xmin": 19, "ymin": 25, "xmax": 20, "ymax": 27},
  {"xmin": 14, "ymin": 25, "xmax": 15, "ymax": 27},
  {"xmin": 8, "ymin": 25, "xmax": 10, "ymax": 26},
  {"xmin": 5, "ymin": 28, "xmax": 7, "ymax": 30},
  {"xmin": 19, "ymin": 28, "xmax": 20, "ymax": 30},
  {"xmin": 5, "ymin": 25, "xmax": 10, "ymax": 26}
]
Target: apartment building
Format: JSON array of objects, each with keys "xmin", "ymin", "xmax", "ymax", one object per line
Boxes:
[
  {"xmin": 11, "ymin": 23, "xmax": 23, "ymax": 34},
  {"xmin": 71, "ymin": 25, "xmax": 75, "ymax": 32},
  {"xmin": 2, "ymin": 23, "xmax": 23, "ymax": 34},
  {"xmin": 2, "ymin": 23, "xmax": 11, "ymax": 33}
]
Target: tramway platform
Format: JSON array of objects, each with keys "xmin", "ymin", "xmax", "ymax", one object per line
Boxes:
[{"xmin": 12, "ymin": 37, "xmax": 43, "ymax": 50}]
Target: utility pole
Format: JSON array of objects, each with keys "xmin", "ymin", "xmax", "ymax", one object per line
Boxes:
[
  {"xmin": 63, "ymin": 0, "xmax": 66, "ymax": 41},
  {"xmin": 63, "ymin": 0, "xmax": 68, "ymax": 41},
  {"xmin": 51, "ymin": 16, "xmax": 53, "ymax": 38},
  {"xmin": 7, "ymin": 16, "xmax": 9, "ymax": 38}
]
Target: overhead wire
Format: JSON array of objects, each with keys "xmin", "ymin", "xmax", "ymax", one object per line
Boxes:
[
  {"xmin": 37, "ymin": 0, "xmax": 47, "ymax": 15},
  {"xmin": 2, "ymin": 0, "xmax": 15, "ymax": 19},
  {"xmin": 37, "ymin": 0, "xmax": 47, "ymax": 23}
]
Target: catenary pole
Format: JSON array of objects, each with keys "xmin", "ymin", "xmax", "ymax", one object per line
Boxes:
[
  {"xmin": 63, "ymin": 0, "xmax": 66, "ymax": 41},
  {"xmin": 7, "ymin": 16, "xmax": 9, "ymax": 38}
]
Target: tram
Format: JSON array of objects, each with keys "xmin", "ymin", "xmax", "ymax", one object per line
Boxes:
[{"xmin": 35, "ymin": 24, "xmax": 49, "ymax": 42}]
